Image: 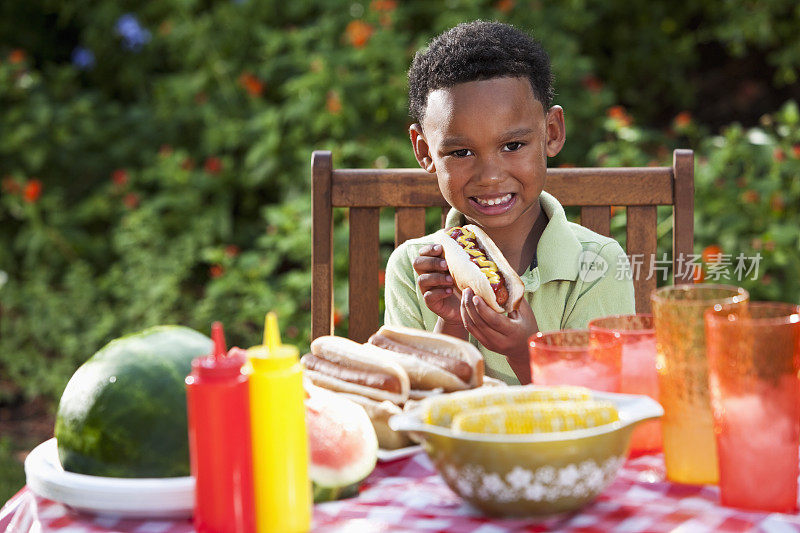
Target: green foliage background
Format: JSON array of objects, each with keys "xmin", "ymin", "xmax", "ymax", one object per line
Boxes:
[{"xmin": 1, "ymin": 0, "xmax": 799, "ymax": 499}]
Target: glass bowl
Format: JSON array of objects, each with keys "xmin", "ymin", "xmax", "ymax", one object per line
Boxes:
[{"xmin": 389, "ymin": 389, "xmax": 662, "ymax": 517}]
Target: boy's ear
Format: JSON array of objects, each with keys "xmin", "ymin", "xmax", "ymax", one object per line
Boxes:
[
  {"xmin": 545, "ymin": 105, "xmax": 566, "ymax": 158},
  {"xmin": 409, "ymin": 123, "xmax": 436, "ymax": 173}
]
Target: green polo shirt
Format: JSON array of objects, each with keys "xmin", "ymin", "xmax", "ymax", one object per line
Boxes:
[{"xmin": 383, "ymin": 191, "xmax": 635, "ymax": 385}]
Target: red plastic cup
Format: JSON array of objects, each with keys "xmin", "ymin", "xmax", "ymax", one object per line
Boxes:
[
  {"xmin": 528, "ymin": 329, "xmax": 622, "ymax": 392},
  {"xmin": 705, "ymin": 302, "xmax": 800, "ymax": 513},
  {"xmin": 589, "ymin": 314, "xmax": 660, "ymax": 455}
]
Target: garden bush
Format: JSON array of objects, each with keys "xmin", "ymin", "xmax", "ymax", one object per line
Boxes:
[{"xmin": 1, "ymin": 0, "xmax": 799, "ymax": 409}]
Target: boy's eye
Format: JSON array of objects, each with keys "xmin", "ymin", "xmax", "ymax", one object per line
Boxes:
[
  {"xmin": 450, "ymin": 149, "xmax": 472, "ymax": 158},
  {"xmin": 503, "ymin": 142, "xmax": 524, "ymax": 152}
]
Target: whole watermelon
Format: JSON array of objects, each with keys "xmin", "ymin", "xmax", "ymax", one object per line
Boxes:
[{"xmin": 54, "ymin": 325, "xmax": 212, "ymax": 478}]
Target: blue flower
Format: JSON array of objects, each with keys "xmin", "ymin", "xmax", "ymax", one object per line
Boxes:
[
  {"xmin": 114, "ymin": 13, "xmax": 151, "ymax": 52},
  {"xmin": 71, "ymin": 46, "xmax": 95, "ymax": 70}
]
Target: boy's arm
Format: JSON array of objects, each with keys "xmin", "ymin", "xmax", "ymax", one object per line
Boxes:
[
  {"xmin": 383, "ymin": 242, "xmax": 427, "ymax": 330},
  {"xmin": 562, "ymin": 242, "xmax": 636, "ymax": 328}
]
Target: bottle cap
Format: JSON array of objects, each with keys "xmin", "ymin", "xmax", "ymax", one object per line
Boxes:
[
  {"xmin": 191, "ymin": 322, "xmax": 246, "ymax": 379},
  {"xmin": 247, "ymin": 312, "xmax": 299, "ymax": 370}
]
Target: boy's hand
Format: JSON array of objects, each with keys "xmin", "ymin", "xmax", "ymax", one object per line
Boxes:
[
  {"xmin": 460, "ymin": 288, "xmax": 538, "ymax": 384},
  {"xmin": 413, "ymin": 244, "xmax": 462, "ymax": 326}
]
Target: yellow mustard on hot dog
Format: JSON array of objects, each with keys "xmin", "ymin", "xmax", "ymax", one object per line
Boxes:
[{"xmin": 445, "ymin": 227, "xmax": 506, "ymax": 291}]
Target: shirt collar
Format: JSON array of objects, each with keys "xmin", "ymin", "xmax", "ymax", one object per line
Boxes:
[{"xmin": 443, "ymin": 190, "xmax": 582, "ymax": 284}]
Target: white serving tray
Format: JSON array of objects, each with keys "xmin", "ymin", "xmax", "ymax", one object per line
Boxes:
[
  {"xmin": 376, "ymin": 444, "xmax": 422, "ymax": 463},
  {"xmin": 25, "ymin": 438, "xmax": 194, "ymax": 519}
]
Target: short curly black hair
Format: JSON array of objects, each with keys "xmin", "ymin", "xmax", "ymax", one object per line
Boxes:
[{"xmin": 408, "ymin": 21, "xmax": 554, "ymax": 124}]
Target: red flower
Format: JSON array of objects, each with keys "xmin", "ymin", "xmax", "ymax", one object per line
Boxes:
[
  {"xmin": 702, "ymin": 244, "xmax": 723, "ymax": 264},
  {"xmin": 326, "ymin": 91, "xmax": 342, "ymax": 115},
  {"xmin": 123, "ymin": 193, "xmax": 139, "ymax": 209},
  {"xmin": 792, "ymin": 144, "xmax": 800, "ymax": 159},
  {"xmin": 209, "ymin": 264, "xmax": 224, "ymax": 278},
  {"xmin": 674, "ymin": 111, "xmax": 692, "ymax": 128},
  {"xmin": 204, "ymin": 157, "xmax": 223, "ymax": 174},
  {"xmin": 607, "ymin": 105, "xmax": 632, "ymax": 127},
  {"xmin": 225, "ymin": 245, "xmax": 240, "ymax": 258},
  {"xmin": 8, "ymin": 49, "xmax": 25, "ymax": 64},
  {"xmin": 112, "ymin": 169, "xmax": 129, "ymax": 187},
  {"xmin": 333, "ymin": 308, "xmax": 343, "ymax": 327},
  {"xmin": 2, "ymin": 177, "xmax": 20, "ymax": 195},
  {"xmin": 378, "ymin": 269, "xmax": 386, "ymax": 287},
  {"xmin": 495, "ymin": 0, "xmax": 515, "ymax": 13},
  {"xmin": 774, "ymin": 147, "xmax": 786, "ymax": 162},
  {"xmin": 770, "ymin": 193, "xmax": 785, "ymax": 212},
  {"xmin": 23, "ymin": 179, "xmax": 42, "ymax": 203},
  {"xmin": 238, "ymin": 72, "xmax": 264, "ymax": 97},
  {"xmin": 742, "ymin": 190, "xmax": 759, "ymax": 204},
  {"xmin": 370, "ymin": 0, "xmax": 397, "ymax": 11},
  {"xmin": 581, "ymin": 74, "xmax": 603, "ymax": 93},
  {"xmin": 346, "ymin": 20, "xmax": 374, "ymax": 48}
]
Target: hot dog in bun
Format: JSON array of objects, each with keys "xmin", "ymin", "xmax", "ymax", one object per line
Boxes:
[
  {"xmin": 434, "ymin": 224, "xmax": 524, "ymax": 313},
  {"xmin": 367, "ymin": 325, "xmax": 484, "ymax": 393},
  {"xmin": 303, "ymin": 336, "xmax": 410, "ymax": 404}
]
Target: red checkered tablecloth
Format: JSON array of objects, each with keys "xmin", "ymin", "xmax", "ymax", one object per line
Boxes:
[{"xmin": 3, "ymin": 451, "xmax": 800, "ymax": 532}]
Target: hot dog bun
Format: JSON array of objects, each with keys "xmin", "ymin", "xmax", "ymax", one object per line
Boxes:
[
  {"xmin": 367, "ymin": 325, "xmax": 484, "ymax": 391},
  {"xmin": 304, "ymin": 336, "xmax": 410, "ymax": 404},
  {"xmin": 434, "ymin": 224, "xmax": 524, "ymax": 313}
]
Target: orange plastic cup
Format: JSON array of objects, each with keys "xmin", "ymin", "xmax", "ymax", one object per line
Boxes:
[
  {"xmin": 529, "ymin": 329, "xmax": 622, "ymax": 392},
  {"xmin": 705, "ymin": 302, "xmax": 800, "ymax": 512},
  {"xmin": 589, "ymin": 314, "xmax": 660, "ymax": 455},
  {"xmin": 651, "ymin": 284, "xmax": 749, "ymax": 485}
]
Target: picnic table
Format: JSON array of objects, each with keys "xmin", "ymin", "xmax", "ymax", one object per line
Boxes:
[{"xmin": 2, "ymin": 450, "xmax": 799, "ymax": 532}]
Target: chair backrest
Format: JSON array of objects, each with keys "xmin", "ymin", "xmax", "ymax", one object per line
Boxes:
[{"xmin": 311, "ymin": 149, "xmax": 694, "ymax": 342}]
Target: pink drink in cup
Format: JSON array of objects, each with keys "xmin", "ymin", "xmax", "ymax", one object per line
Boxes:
[
  {"xmin": 589, "ymin": 314, "xmax": 660, "ymax": 455},
  {"xmin": 529, "ymin": 330, "xmax": 622, "ymax": 392},
  {"xmin": 705, "ymin": 302, "xmax": 800, "ymax": 513}
]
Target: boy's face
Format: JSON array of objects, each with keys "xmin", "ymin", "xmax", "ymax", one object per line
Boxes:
[{"xmin": 410, "ymin": 76, "xmax": 565, "ymax": 233}]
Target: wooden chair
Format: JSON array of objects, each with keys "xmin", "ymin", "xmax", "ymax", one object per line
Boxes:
[{"xmin": 311, "ymin": 149, "xmax": 694, "ymax": 342}]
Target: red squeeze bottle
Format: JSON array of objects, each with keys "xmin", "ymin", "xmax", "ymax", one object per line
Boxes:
[{"xmin": 186, "ymin": 322, "xmax": 255, "ymax": 533}]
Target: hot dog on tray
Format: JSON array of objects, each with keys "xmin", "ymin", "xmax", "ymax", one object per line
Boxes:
[
  {"xmin": 367, "ymin": 325, "xmax": 484, "ymax": 393},
  {"xmin": 302, "ymin": 336, "xmax": 410, "ymax": 404},
  {"xmin": 434, "ymin": 224, "xmax": 524, "ymax": 313}
]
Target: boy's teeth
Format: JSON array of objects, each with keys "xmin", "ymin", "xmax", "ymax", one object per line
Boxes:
[{"xmin": 475, "ymin": 193, "xmax": 512, "ymax": 206}]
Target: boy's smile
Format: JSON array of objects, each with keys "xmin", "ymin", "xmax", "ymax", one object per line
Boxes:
[{"xmin": 410, "ymin": 77, "xmax": 565, "ymax": 245}]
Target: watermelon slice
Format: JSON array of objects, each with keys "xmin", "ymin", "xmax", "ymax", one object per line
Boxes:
[{"xmin": 306, "ymin": 385, "xmax": 378, "ymax": 502}]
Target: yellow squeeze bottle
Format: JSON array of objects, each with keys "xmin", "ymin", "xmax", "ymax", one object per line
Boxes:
[{"xmin": 247, "ymin": 313, "xmax": 311, "ymax": 533}]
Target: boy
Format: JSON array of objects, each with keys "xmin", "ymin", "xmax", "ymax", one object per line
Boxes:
[{"xmin": 384, "ymin": 21, "xmax": 635, "ymax": 385}]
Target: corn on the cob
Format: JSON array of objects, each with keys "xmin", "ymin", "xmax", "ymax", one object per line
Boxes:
[
  {"xmin": 422, "ymin": 385, "xmax": 592, "ymax": 427},
  {"xmin": 451, "ymin": 400, "xmax": 619, "ymax": 435}
]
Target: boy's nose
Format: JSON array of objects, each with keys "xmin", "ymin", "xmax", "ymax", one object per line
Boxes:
[{"xmin": 472, "ymin": 156, "xmax": 505, "ymax": 185}]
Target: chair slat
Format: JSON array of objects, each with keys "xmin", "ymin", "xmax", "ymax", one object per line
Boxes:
[
  {"xmin": 672, "ymin": 150, "xmax": 695, "ymax": 284},
  {"xmin": 333, "ymin": 169, "xmax": 674, "ymax": 207},
  {"xmin": 395, "ymin": 207, "xmax": 427, "ymax": 248},
  {"xmin": 311, "ymin": 151, "xmax": 333, "ymax": 339},
  {"xmin": 580, "ymin": 206, "xmax": 611, "ymax": 237},
  {"xmin": 627, "ymin": 205, "xmax": 658, "ymax": 314},
  {"xmin": 348, "ymin": 207, "xmax": 381, "ymax": 342}
]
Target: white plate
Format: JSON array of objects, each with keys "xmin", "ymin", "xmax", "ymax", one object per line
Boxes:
[
  {"xmin": 24, "ymin": 439, "xmax": 194, "ymax": 519},
  {"xmin": 376, "ymin": 445, "xmax": 422, "ymax": 462}
]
